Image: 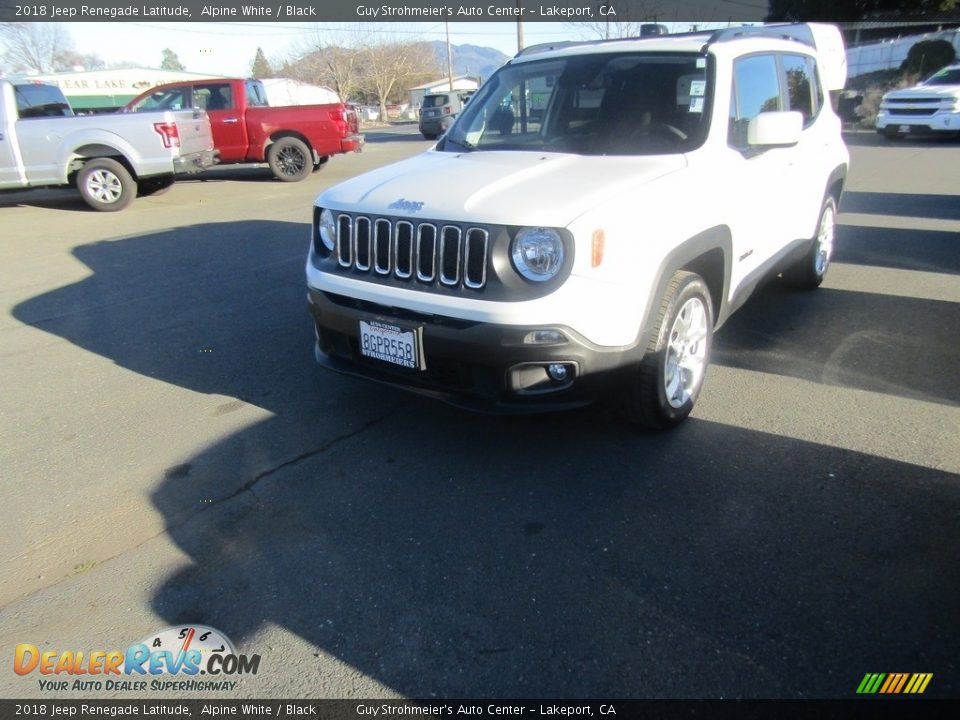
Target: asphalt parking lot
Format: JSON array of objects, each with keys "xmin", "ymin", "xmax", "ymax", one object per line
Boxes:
[{"xmin": 1, "ymin": 127, "xmax": 958, "ymax": 699}]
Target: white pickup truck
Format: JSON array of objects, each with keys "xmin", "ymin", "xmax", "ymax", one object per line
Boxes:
[
  {"xmin": 0, "ymin": 80, "xmax": 215, "ymax": 211},
  {"xmin": 306, "ymin": 24, "xmax": 850, "ymax": 428},
  {"xmin": 876, "ymin": 63, "xmax": 960, "ymax": 138}
]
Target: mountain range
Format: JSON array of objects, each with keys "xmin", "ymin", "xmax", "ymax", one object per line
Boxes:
[{"xmin": 427, "ymin": 42, "xmax": 511, "ymax": 83}]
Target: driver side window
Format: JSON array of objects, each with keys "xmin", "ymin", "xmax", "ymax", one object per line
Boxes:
[{"xmin": 729, "ymin": 54, "xmax": 781, "ymax": 149}]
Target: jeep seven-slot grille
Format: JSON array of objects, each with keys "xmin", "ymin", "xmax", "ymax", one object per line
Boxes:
[{"xmin": 335, "ymin": 214, "xmax": 489, "ymax": 289}]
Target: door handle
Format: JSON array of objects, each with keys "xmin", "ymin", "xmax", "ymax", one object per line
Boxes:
[{"xmin": 222, "ymin": 118, "xmax": 239, "ymax": 124}]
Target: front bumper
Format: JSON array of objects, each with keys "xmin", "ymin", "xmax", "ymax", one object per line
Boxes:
[
  {"xmin": 307, "ymin": 288, "xmax": 643, "ymax": 413},
  {"xmin": 174, "ymin": 149, "xmax": 218, "ymax": 174},
  {"xmin": 876, "ymin": 111, "xmax": 960, "ymax": 135}
]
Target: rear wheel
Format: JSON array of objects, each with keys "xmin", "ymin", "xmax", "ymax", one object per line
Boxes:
[
  {"xmin": 267, "ymin": 137, "xmax": 312, "ymax": 182},
  {"xmin": 784, "ymin": 195, "xmax": 837, "ymax": 289},
  {"xmin": 622, "ymin": 271, "xmax": 714, "ymax": 429},
  {"xmin": 77, "ymin": 158, "xmax": 135, "ymax": 212}
]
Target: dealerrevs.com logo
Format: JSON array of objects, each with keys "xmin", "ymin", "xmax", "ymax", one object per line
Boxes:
[{"xmin": 13, "ymin": 625, "xmax": 261, "ymax": 692}]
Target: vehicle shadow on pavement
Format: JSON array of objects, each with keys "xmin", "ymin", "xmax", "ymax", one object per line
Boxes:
[
  {"xmin": 840, "ymin": 191, "xmax": 960, "ymax": 222},
  {"xmin": 0, "ymin": 188, "xmax": 91, "ymax": 212},
  {"xmin": 833, "ymin": 222, "xmax": 960, "ymax": 274},
  {"xmin": 11, "ymin": 222, "xmax": 960, "ymax": 697},
  {"xmin": 713, "ymin": 280, "xmax": 960, "ymax": 406}
]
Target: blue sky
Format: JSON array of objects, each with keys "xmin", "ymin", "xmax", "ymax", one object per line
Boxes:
[{"xmin": 67, "ymin": 21, "xmax": 722, "ymax": 76}]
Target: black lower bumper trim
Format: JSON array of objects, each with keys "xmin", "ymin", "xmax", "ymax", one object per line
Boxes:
[{"xmin": 307, "ymin": 289, "xmax": 644, "ymax": 414}]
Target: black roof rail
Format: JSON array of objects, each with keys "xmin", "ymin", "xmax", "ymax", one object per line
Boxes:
[{"xmin": 512, "ymin": 23, "xmax": 817, "ymax": 61}]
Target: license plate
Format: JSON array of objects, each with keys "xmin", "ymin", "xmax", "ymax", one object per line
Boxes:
[
  {"xmin": 899, "ymin": 125, "xmax": 911, "ymax": 133},
  {"xmin": 359, "ymin": 321, "xmax": 422, "ymax": 370}
]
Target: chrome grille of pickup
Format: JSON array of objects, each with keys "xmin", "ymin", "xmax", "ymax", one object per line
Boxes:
[{"xmin": 336, "ymin": 214, "xmax": 489, "ymax": 289}]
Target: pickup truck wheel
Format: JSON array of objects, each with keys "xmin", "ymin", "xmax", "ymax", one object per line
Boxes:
[
  {"xmin": 267, "ymin": 138, "xmax": 311, "ymax": 182},
  {"xmin": 77, "ymin": 158, "xmax": 135, "ymax": 211},
  {"xmin": 622, "ymin": 271, "xmax": 713, "ymax": 430},
  {"xmin": 784, "ymin": 195, "xmax": 837, "ymax": 289}
]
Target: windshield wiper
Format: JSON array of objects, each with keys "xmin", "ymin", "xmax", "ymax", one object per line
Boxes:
[{"xmin": 441, "ymin": 135, "xmax": 476, "ymax": 152}]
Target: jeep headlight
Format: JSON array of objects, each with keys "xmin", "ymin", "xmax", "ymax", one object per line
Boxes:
[
  {"xmin": 511, "ymin": 227, "xmax": 565, "ymax": 282},
  {"xmin": 318, "ymin": 208, "xmax": 337, "ymax": 252}
]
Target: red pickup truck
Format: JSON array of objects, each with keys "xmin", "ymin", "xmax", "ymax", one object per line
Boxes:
[{"xmin": 125, "ymin": 78, "xmax": 362, "ymax": 181}]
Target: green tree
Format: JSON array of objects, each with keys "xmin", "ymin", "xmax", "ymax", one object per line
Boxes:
[
  {"xmin": 900, "ymin": 39, "xmax": 956, "ymax": 78},
  {"xmin": 160, "ymin": 48, "xmax": 185, "ymax": 71},
  {"xmin": 251, "ymin": 47, "xmax": 273, "ymax": 78}
]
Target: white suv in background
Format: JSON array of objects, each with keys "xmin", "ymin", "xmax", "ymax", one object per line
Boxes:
[
  {"xmin": 306, "ymin": 24, "xmax": 849, "ymax": 428},
  {"xmin": 876, "ymin": 63, "xmax": 960, "ymax": 138}
]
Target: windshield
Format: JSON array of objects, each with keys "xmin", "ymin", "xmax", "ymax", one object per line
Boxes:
[
  {"xmin": 923, "ymin": 67, "xmax": 960, "ymax": 86},
  {"xmin": 442, "ymin": 52, "xmax": 711, "ymax": 156}
]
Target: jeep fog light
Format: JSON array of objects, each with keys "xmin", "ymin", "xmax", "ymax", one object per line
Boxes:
[
  {"xmin": 512, "ymin": 227, "xmax": 564, "ymax": 281},
  {"xmin": 523, "ymin": 329, "xmax": 568, "ymax": 345},
  {"xmin": 319, "ymin": 208, "xmax": 337, "ymax": 252},
  {"xmin": 547, "ymin": 363, "xmax": 570, "ymax": 381}
]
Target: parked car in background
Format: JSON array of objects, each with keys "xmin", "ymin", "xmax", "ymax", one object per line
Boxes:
[
  {"xmin": 876, "ymin": 63, "xmax": 960, "ymax": 138},
  {"xmin": 418, "ymin": 90, "xmax": 476, "ymax": 139},
  {"xmin": 0, "ymin": 79, "xmax": 215, "ymax": 211},
  {"xmin": 126, "ymin": 78, "xmax": 362, "ymax": 181}
]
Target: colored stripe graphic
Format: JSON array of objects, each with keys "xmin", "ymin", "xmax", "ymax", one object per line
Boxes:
[{"xmin": 858, "ymin": 673, "xmax": 932, "ymax": 694}]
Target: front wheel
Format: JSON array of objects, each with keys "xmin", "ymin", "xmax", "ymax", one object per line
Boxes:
[
  {"xmin": 622, "ymin": 271, "xmax": 714, "ymax": 430},
  {"xmin": 77, "ymin": 158, "xmax": 136, "ymax": 212},
  {"xmin": 267, "ymin": 137, "xmax": 312, "ymax": 182},
  {"xmin": 784, "ymin": 195, "xmax": 837, "ymax": 289}
]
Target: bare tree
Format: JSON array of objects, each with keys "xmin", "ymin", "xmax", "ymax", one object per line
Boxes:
[
  {"xmin": 284, "ymin": 25, "xmax": 366, "ymax": 102},
  {"xmin": 0, "ymin": 22, "xmax": 72, "ymax": 73},
  {"xmin": 52, "ymin": 49, "xmax": 106, "ymax": 72},
  {"xmin": 358, "ymin": 34, "xmax": 440, "ymax": 121}
]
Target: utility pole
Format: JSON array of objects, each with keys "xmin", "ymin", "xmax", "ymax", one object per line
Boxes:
[
  {"xmin": 445, "ymin": 20, "xmax": 454, "ymax": 92},
  {"xmin": 517, "ymin": 0, "xmax": 524, "ymax": 51}
]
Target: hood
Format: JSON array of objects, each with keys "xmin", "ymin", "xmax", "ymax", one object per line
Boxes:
[
  {"xmin": 317, "ymin": 149, "xmax": 687, "ymax": 228},
  {"xmin": 884, "ymin": 84, "xmax": 960, "ymax": 100}
]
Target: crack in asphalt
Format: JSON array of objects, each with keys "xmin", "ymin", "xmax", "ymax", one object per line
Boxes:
[{"xmin": 0, "ymin": 400, "xmax": 409, "ymax": 611}]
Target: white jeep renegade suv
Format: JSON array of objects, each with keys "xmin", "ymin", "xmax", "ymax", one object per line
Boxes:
[{"xmin": 306, "ymin": 24, "xmax": 849, "ymax": 428}]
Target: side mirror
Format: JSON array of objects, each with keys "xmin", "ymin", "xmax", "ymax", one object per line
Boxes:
[{"xmin": 747, "ymin": 111, "xmax": 803, "ymax": 147}]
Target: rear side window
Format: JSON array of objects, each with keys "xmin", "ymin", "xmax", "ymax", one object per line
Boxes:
[
  {"xmin": 246, "ymin": 81, "xmax": 268, "ymax": 107},
  {"xmin": 15, "ymin": 84, "xmax": 73, "ymax": 118},
  {"xmin": 782, "ymin": 54, "xmax": 821, "ymax": 125},
  {"xmin": 729, "ymin": 54, "xmax": 781, "ymax": 148},
  {"xmin": 423, "ymin": 95, "xmax": 449, "ymax": 108}
]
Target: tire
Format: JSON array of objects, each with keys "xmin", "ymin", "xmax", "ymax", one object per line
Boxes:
[
  {"xmin": 267, "ymin": 137, "xmax": 312, "ymax": 182},
  {"xmin": 137, "ymin": 175, "xmax": 174, "ymax": 197},
  {"xmin": 77, "ymin": 158, "xmax": 136, "ymax": 212},
  {"xmin": 421, "ymin": 132, "xmax": 438, "ymax": 140},
  {"xmin": 622, "ymin": 271, "xmax": 714, "ymax": 430},
  {"xmin": 784, "ymin": 195, "xmax": 837, "ymax": 290}
]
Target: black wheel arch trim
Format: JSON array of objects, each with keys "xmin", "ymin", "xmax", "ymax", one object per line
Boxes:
[{"xmin": 637, "ymin": 225, "xmax": 732, "ymax": 350}]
